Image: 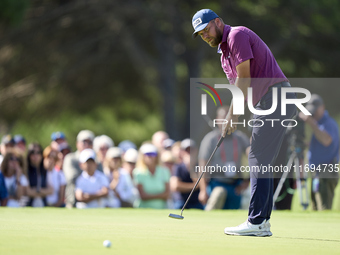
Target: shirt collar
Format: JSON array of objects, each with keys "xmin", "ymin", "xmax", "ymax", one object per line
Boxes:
[{"xmin": 217, "ymin": 25, "xmax": 231, "ymax": 54}]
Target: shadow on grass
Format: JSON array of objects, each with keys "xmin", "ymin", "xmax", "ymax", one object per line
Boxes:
[{"xmin": 273, "ymin": 236, "xmax": 340, "ymax": 243}]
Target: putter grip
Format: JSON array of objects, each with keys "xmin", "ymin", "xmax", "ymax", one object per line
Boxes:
[{"xmin": 216, "ymin": 136, "xmax": 224, "ymax": 148}]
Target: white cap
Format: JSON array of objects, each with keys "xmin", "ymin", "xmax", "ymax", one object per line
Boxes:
[
  {"xmin": 77, "ymin": 130, "xmax": 95, "ymax": 142},
  {"xmin": 106, "ymin": 147, "xmax": 122, "ymax": 159},
  {"xmin": 123, "ymin": 148, "xmax": 138, "ymax": 163},
  {"xmin": 140, "ymin": 143, "xmax": 158, "ymax": 154},
  {"xmin": 162, "ymin": 138, "xmax": 175, "ymax": 149},
  {"xmin": 93, "ymin": 135, "xmax": 114, "ymax": 152},
  {"xmin": 79, "ymin": 148, "xmax": 96, "ymax": 163},
  {"xmin": 180, "ymin": 138, "xmax": 196, "ymax": 150}
]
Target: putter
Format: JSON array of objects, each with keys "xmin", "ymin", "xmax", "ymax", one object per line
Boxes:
[{"xmin": 169, "ymin": 135, "xmax": 225, "ymax": 220}]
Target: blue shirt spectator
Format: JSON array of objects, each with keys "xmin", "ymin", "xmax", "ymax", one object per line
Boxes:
[{"xmin": 0, "ymin": 172, "xmax": 8, "ymax": 206}]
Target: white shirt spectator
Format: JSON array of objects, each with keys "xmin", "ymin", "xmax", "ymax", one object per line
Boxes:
[
  {"xmin": 4, "ymin": 175, "xmax": 28, "ymax": 207},
  {"xmin": 47, "ymin": 168, "xmax": 66, "ymax": 205},
  {"xmin": 75, "ymin": 170, "xmax": 109, "ymax": 208},
  {"xmin": 104, "ymin": 168, "xmax": 135, "ymax": 207}
]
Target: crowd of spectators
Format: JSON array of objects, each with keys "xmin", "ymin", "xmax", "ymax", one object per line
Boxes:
[
  {"xmin": 0, "ymin": 97, "xmax": 339, "ymax": 211},
  {"xmin": 0, "ymin": 128, "xmax": 249, "ymax": 209}
]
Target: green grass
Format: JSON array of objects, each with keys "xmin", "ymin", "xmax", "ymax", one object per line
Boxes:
[{"xmin": 1, "ymin": 208, "xmax": 340, "ymax": 255}]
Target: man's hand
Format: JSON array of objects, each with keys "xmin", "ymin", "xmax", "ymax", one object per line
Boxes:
[
  {"xmin": 299, "ymin": 112, "xmax": 317, "ymax": 126},
  {"xmin": 198, "ymin": 190, "xmax": 209, "ymax": 205},
  {"xmin": 222, "ymin": 113, "xmax": 239, "ymax": 137}
]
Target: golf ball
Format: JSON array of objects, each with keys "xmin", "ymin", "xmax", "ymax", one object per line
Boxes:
[{"xmin": 103, "ymin": 240, "xmax": 111, "ymax": 248}]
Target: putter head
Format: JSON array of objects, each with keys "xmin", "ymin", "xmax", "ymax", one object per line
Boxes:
[{"xmin": 168, "ymin": 213, "xmax": 184, "ymax": 220}]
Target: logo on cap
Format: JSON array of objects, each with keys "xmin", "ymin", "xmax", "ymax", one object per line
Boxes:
[{"xmin": 193, "ymin": 18, "xmax": 202, "ymax": 29}]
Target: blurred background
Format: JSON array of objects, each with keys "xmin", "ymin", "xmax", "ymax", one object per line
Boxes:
[{"xmin": 0, "ymin": 0, "xmax": 339, "ymax": 146}]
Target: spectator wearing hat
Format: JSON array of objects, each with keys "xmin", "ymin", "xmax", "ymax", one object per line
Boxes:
[
  {"xmin": 43, "ymin": 146, "xmax": 66, "ymax": 207},
  {"xmin": 0, "ymin": 171, "xmax": 8, "ymax": 206},
  {"xmin": 75, "ymin": 149, "xmax": 109, "ymax": 208},
  {"xmin": 26, "ymin": 143, "xmax": 53, "ymax": 207},
  {"xmin": 299, "ymin": 94, "xmax": 339, "ymax": 210},
  {"xmin": 118, "ymin": 140, "xmax": 137, "ymax": 154},
  {"xmin": 198, "ymin": 106, "xmax": 250, "ymax": 210},
  {"xmin": 93, "ymin": 135, "xmax": 114, "ymax": 166},
  {"xmin": 50, "ymin": 132, "xmax": 68, "ymax": 172},
  {"xmin": 63, "ymin": 130, "xmax": 103, "ymax": 207},
  {"xmin": 103, "ymin": 147, "xmax": 135, "ymax": 208},
  {"xmin": 14, "ymin": 135, "xmax": 27, "ymax": 154},
  {"xmin": 133, "ymin": 143, "xmax": 170, "ymax": 209},
  {"xmin": 122, "ymin": 148, "xmax": 138, "ymax": 179},
  {"xmin": 1, "ymin": 151, "xmax": 28, "ymax": 207},
  {"xmin": 0, "ymin": 135, "xmax": 15, "ymax": 166},
  {"xmin": 170, "ymin": 139, "xmax": 204, "ymax": 210}
]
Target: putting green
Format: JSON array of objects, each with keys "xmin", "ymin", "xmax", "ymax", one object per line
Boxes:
[{"xmin": 0, "ymin": 208, "xmax": 339, "ymax": 255}]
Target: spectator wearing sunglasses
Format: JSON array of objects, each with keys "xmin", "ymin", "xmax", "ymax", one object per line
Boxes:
[
  {"xmin": 1, "ymin": 151, "xmax": 28, "ymax": 207},
  {"xmin": 133, "ymin": 143, "xmax": 170, "ymax": 209},
  {"xmin": 26, "ymin": 143, "xmax": 53, "ymax": 207}
]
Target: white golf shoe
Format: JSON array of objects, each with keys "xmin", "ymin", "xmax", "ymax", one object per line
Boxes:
[{"xmin": 224, "ymin": 219, "xmax": 272, "ymax": 237}]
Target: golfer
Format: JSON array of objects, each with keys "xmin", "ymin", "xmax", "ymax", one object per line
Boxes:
[{"xmin": 192, "ymin": 9, "xmax": 297, "ymax": 236}]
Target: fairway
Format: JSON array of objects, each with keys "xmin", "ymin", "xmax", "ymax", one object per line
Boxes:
[{"xmin": 1, "ymin": 209, "xmax": 339, "ymax": 255}]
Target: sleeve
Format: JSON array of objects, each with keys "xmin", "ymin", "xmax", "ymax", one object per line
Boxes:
[
  {"xmin": 0, "ymin": 174, "xmax": 8, "ymax": 200},
  {"xmin": 163, "ymin": 167, "xmax": 171, "ymax": 183},
  {"xmin": 198, "ymin": 133, "xmax": 215, "ymax": 161},
  {"xmin": 132, "ymin": 168, "xmax": 141, "ymax": 185},
  {"xmin": 236, "ymin": 131, "xmax": 250, "ymax": 152},
  {"xmin": 174, "ymin": 165, "xmax": 181, "ymax": 178},
  {"xmin": 101, "ymin": 174, "xmax": 110, "ymax": 188},
  {"xmin": 75, "ymin": 176, "xmax": 82, "ymax": 192},
  {"xmin": 229, "ymin": 30, "xmax": 254, "ymax": 67},
  {"xmin": 117, "ymin": 173, "xmax": 133, "ymax": 202},
  {"xmin": 59, "ymin": 172, "xmax": 67, "ymax": 186},
  {"xmin": 20, "ymin": 175, "xmax": 29, "ymax": 187}
]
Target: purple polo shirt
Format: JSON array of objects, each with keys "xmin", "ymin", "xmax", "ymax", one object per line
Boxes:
[{"xmin": 218, "ymin": 25, "xmax": 288, "ymax": 106}]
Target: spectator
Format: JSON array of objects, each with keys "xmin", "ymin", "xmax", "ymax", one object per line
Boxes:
[
  {"xmin": 133, "ymin": 143, "xmax": 170, "ymax": 209},
  {"xmin": 26, "ymin": 143, "xmax": 53, "ymax": 207},
  {"xmin": 51, "ymin": 131, "xmax": 67, "ymax": 145},
  {"xmin": 198, "ymin": 106, "xmax": 250, "ymax": 210},
  {"xmin": 55, "ymin": 142, "xmax": 71, "ymax": 171},
  {"xmin": 152, "ymin": 131, "xmax": 169, "ymax": 152},
  {"xmin": 103, "ymin": 147, "xmax": 135, "ymax": 208},
  {"xmin": 50, "ymin": 132, "xmax": 69, "ymax": 172},
  {"xmin": 0, "ymin": 135, "xmax": 15, "ymax": 165},
  {"xmin": 122, "ymin": 148, "xmax": 138, "ymax": 179},
  {"xmin": 93, "ymin": 135, "xmax": 114, "ymax": 165},
  {"xmin": 63, "ymin": 130, "xmax": 102, "ymax": 208},
  {"xmin": 0, "ymin": 171, "xmax": 8, "ymax": 206},
  {"xmin": 1, "ymin": 151, "xmax": 28, "ymax": 207},
  {"xmin": 170, "ymin": 139, "xmax": 203, "ymax": 210},
  {"xmin": 75, "ymin": 149, "xmax": 109, "ymax": 208},
  {"xmin": 299, "ymin": 94, "xmax": 339, "ymax": 210},
  {"xmin": 160, "ymin": 150, "xmax": 176, "ymax": 175},
  {"xmin": 14, "ymin": 135, "xmax": 27, "ymax": 154},
  {"xmin": 43, "ymin": 146, "xmax": 66, "ymax": 207},
  {"xmin": 171, "ymin": 141, "xmax": 183, "ymax": 165}
]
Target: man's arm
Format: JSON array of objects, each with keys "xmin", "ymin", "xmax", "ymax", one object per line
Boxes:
[
  {"xmin": 136, "ymin": 183, "xmax": 170, "ymax": 201},
  {"xmin": 75, "ymin": 187, "xmax": 109, "ymax": 203},
  {"xmin": 299, "ymin": 112, "xmax": 332, "ymax": 146},
  {"xmin": 223, "ymin": 60, "xmax": 251, "ymax": 136},
  {"xmin": 170, "ymin": 176, "xmax": 199, "ymax": 193}
]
